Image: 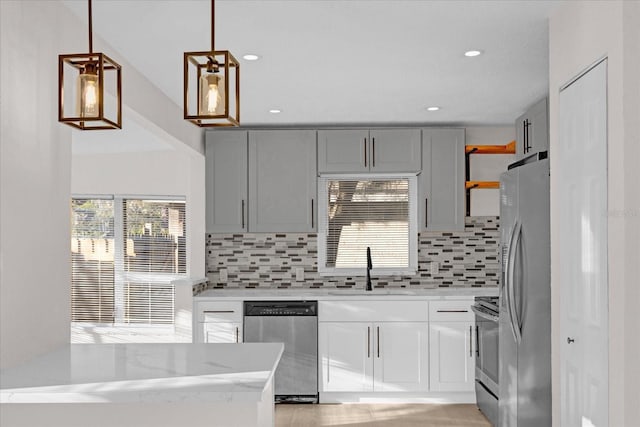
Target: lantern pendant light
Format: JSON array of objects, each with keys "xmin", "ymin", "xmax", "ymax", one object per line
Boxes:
[
  {"xmin": 184, "ymin": 0, "xmax": 240, "ymax": 127},
  {"xmin": 58, "ymin": 0, "xmax": 122, "ymax": 130}
]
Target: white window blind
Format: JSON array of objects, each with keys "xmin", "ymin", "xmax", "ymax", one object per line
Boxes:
[
  {"xmin": 71, "ymin": 199, "xmax": 115, "ymax": 323},
  {"xmin": 318, "ymin": 175, "xmax": 417, "ymax": 275},
  {"xmin": 71, "ymin": 197, "xmax": 186, "ymax": 325}
]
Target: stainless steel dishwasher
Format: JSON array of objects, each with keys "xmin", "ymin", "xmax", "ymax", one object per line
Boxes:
[{"xmin": 243, "ymin": 301, "xmax": 318, "ymax": 403}]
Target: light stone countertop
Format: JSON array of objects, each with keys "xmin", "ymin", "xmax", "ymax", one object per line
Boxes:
[
  {"xmin": 195, "ymin": 287, "xmax": 498, "ymax": 300},
  {"xmin": 0, "ymin": 343, "xmax": 283, "ymax": 404}
]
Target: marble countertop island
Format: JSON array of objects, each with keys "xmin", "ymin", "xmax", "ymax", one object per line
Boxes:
[{"xmin": 1, "ymin": 343, "xmax": 284, "ymax": 427}]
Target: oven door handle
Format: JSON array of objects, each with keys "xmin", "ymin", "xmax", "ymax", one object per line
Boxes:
[{"xmin": 471, "ymin": 305, "xmax": 499, "ymax": 322}]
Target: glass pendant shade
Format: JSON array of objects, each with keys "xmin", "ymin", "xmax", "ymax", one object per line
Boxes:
[
  {"xmin": 199, "ymin": 72, "xmax": 225, "ymax": 116},
  {"xmin": 76, "ymin": 66, "xmax": 100, "ymax": 118}
]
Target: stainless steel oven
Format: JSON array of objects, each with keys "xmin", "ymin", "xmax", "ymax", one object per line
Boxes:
[{"xmin": 472, "ymin": 296, "xmax": 499, "ymax": 427}]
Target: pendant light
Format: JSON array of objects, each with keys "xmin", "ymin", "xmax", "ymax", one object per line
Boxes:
[
  {"xmin": 184, "ymin": 0, "xmax": 240, "ymax": 127},
  {"xmin": 58, "ymin": 0, "xmax": 122, "ymax": 130}
]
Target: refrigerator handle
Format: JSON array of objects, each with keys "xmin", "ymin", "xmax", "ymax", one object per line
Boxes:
[
  {"xmin": 508, "ymin": 222, "xmax": 523, "ymax": 343},
  {"xmin": 506, "ymin": 221, "xmax": 521, "ymax": 343},
  {"xmin": 512, "ymin": 222, "xmax": 525, "ymax": 339}
]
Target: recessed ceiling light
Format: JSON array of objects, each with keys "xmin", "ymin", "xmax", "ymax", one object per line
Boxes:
[
  {"xmin": 464, "ymin": 50, "xmax": 482, "ymax": 57},
  {"xmin": 269, "ymin": 109, "xmax": 281, "ymax": 114},
  {"xmin": 243, "ymin": 54, "xmax": 260, "ymax": 61},
  {"xmin": 427, "ymin": 106, "xmax": 440, "ymax": 111}
]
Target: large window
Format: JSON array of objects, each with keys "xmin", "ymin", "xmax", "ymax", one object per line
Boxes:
[
  {"xmin": 71, "ymin": 197, "xmax": 186, "ymax": 325},
  {"xmin": 318, "ymin": 175, "xmax": 417, "ymax": 275}
]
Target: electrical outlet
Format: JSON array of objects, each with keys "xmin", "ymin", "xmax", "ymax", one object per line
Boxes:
[
  {"xmin": 296, "ymin": 267, "xmax": 305, "ymax": 282},
  {"xmin": 219, "ymin": 268, "xmax": 228, "ymax": 283},
  {"xmin": 430, "ymin": 262, "xmax": 439, "ymax": 275}
]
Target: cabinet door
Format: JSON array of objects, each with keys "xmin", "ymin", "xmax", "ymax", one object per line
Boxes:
[
  {"xmin": 201, "ymin": 322, "xmax": 242, "ymax": 343},
  {"xmin": 420, "ymin": 128, "xmax": 465, "ymax": 231},
  {"xmin": 527, "ymin": 97, "xmax": 549, "ymax": 155},
  {"xmin": 429, "ymin": 322, "xmax": 475, "ymax": 392},
  {"xmin": 373, "ymin": 322, "xmax": 429, "ymax": 392},
  {"xmin": 515, "ymin": 97, "xmax": 548, "ymax": 160},
  {"xmin": 248, "ymin": 130, "xmax": 317, "ymax": 232},
  {"xmin": 369, "ymin": 129, "xmax": 422, "ymax": 172},
  {"xmin": 317, "ymin": 129, "xmax": 369, "ymax": 172},
  {"xmin": 318, "ymin": 322, "xmax": 373, "ymax": 392},
  {"xmin": 515, "ymin": 110, "xmax": 527, "ymax": 160},
  {"xmin": 205, "ymin": 131, "xmax": 248, "ymax": 232}
]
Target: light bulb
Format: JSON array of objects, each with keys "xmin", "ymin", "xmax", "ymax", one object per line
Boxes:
[
  {"xmin": 199, "ymin": 72, "xmax": 225, "ymax": 115},
  {"xmin": 76, "ymin": 66, "xmax": 99, "ymax": 118}
]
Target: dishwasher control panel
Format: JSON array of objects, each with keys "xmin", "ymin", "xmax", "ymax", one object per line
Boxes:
[{"xmin": 244, "ymin": 301, "xmax": 317, "ymax": 316}]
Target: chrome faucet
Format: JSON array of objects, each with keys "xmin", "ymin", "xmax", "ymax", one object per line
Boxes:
[{"xmin": 366, "ymin": 246, "xmax": 373, "ymax": 291}]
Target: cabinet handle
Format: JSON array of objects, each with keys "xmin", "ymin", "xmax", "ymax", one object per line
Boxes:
[
  {"xmin": 425, "ymin": 198, "xmax": 428, "ymax": 228},
  {"xmin": 475, "ymin": 325, "xmax": 480, "ymax": 357},
  {"xmin": 377, "ymin": 326, "xmax": 380, "ymax": 358},
  {"xmin": 367, "ymin": 326, "xmax": 371, "ymax": 358},
  {"xmin": 526, "ymin": 119, "xmax": 532, "ymax": 152},
  {"xmin": 364, "ymin": 138, "xmax": 367, "ymax": 167},
  {"xmin": 236, "ymin": 327, "xmax": 239, "ymax": 343},
  {"xmin": 372, "ymin": 137, "xmax": 376, "ymax": 167},
  {"xmin": 311, "ymin": 199, "xmax": 314, "ymax": 228},
  {"xmin": 241, "ymin": 200, "xmax": 245, "ymax": 229},
  {"xmin": 469, "ymin": 326, "xmax": 473, "ymax": 357},
  {"xmin": 522, "ymin": 120, "xmax": 527, "ymax": 154},
  {"xmin": 436, "ymin": 309, "xmax": 469, "ymax": 313},
  {"xmin": 203, "ymin": 310, "xmax": 235, "ymax": 314}
]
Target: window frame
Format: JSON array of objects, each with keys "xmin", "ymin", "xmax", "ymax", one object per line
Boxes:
[{"xmin": 317, "ymin": 173, "xmax": 418, "ymax": 277}]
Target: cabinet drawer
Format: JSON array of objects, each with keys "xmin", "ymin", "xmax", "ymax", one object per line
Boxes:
[
  {"xmin": 196, "ymin": 301, "xmax": 243, "ymax": 322},
  {"xmin": 429, "ymin": 300, "xmax": 474, "ymax": 322},
  {"xmin": 319, "ymin": 300, "xmax": 428, "ymax": 322}
]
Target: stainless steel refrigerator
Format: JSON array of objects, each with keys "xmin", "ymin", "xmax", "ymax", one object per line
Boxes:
[{"xmin": 498, "ymin": 155, "xmax": 551, "ymax": 427}]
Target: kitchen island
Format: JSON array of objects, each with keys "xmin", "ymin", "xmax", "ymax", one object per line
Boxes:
[{"xmin": 0, "ymin": 343, "xmax": 283, "ymax": 427}]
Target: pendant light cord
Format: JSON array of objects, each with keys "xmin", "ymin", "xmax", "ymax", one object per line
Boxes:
[
  {"xmin": 210, "ymin": 0, "xmax": 215, "ymax": 52},
  {"xmin": 88, "ymin": 0, "xmax": 93, "ymax": 53}
]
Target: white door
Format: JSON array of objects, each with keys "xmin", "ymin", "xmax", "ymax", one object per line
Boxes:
[
  {"xmin": 318, "ymin": 322, "xmax": 373, "ymax": 392},
  {"xmin": 429, "ymin": 322, "xmax": 475, "ymax": 392},
  {"xmin": 558, "ymin": 59, "xmax": 609, "ymax": 427},
  {"xmin": 373, "ymin": 322, "xmax": 429, "ymax": 392}
]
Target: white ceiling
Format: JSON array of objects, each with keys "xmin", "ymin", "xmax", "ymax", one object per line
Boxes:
[{"xmin": 63, "ymin": 0, "xmax": 558, "ymax": 130}]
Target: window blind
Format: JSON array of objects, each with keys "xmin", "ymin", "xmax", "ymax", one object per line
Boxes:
[
  {"xmin": 71, "ymin": 199, "xmax": 115, "ymax": 323},
  {"xmin": 71, "ymin": 197, "xmax": 186, "ymax": 325},
  {"xmin": 318, "ymin": 176, "xmax": 417, "ymax": 275}
]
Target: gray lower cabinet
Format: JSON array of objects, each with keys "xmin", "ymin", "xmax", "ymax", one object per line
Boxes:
[
  {"xmin": 248, "ymin": 130, "xmax": 317, "ymax": 232},
  {"xmin": 420, "ymin": 128, "xmax": 465, "ymax": 231},
  {"xmin": 515, "ymin": 97, "xmax": 548, "ymax": 160},
  {"xmin": 205, "ymin": 130, "xmax": 248, "ymax": 232},
  {"xmin": 317, "ymin": 128, "xmax": 421, "ymax": 173}
]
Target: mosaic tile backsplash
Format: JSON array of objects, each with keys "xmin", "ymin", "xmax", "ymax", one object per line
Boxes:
[{"xmin": 205, "ymin": 217, "xmax": 499, "ymax": 290}]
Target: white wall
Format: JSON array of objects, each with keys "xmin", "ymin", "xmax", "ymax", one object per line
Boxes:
[
  {"xmin": 549, "ymin": 1, "xmax": 640, "ymax": 425},
  {"xmin": 0, "ymin": 0, "xmax": 75, "ymax": 369},
  {"xmin": 465, "ymin": 126, "xmax": 516, "ymax": 216}
]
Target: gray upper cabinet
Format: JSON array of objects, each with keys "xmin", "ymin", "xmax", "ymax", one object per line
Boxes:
[
  {"xmin": 205, "ymin": 130, "xmax": 248, "ymax": 233},
  {"xmin": 318, "ymin": 129, "xmax": 421, "ymax": 173},
  {"xmin": 420, "ymin": 129, "xmax": 465, "ymax": 231},
  {"xmin": 248, "ymin": 130, "xmax": 317, "ymax": 232},
  {"xmin": 515, "ymin": 97, "xmax": 549, "ymax": 160}
]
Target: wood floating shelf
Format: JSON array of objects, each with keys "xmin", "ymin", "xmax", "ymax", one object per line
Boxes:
[
  {"xmin": 465, "ymin": 140, "xmax": 516, "ymax": 155},
  {"xmin": 466, "ymin": 181, "xmax": 500, "ymax": 190},
  {"xmin": 465, "ymin": 140, "xmax": 515, "ymax": 215}
]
